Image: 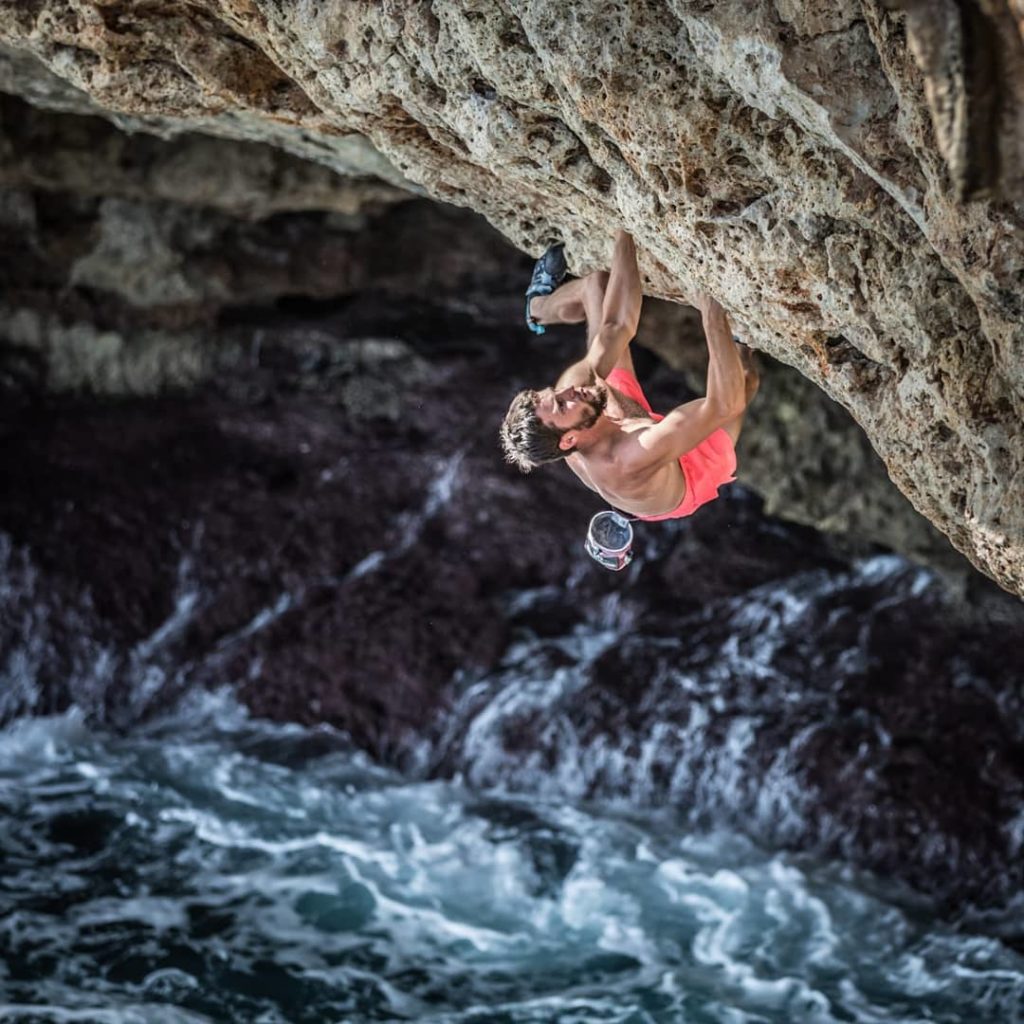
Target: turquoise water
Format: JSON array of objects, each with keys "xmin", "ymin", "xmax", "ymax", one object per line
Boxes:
[{"xmin": 2, "ymin": 693, "xmax": 1022, "ymax": 1024}]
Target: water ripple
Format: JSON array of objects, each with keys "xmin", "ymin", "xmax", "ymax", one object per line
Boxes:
[{"xmin": 1, "ymin": 698, "xmax": 1022, "ymax": 1023}]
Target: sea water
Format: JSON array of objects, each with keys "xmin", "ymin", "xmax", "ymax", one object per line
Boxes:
[{"xmin": 1, "ymin": 692, "xmax": 1022, "ymax": 1024}]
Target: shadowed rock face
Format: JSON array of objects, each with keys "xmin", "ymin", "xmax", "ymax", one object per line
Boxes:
[
  {"xmin": 0, "ymin": 93, "xmax": 407, "ymax": 220},
  {"xmin": 1, "ymin": 1, "xmax": 1023, "ymax": 596},
  {"xmin": 885, "ymin": 0, "xmax": 1024, "ymax": 200}
]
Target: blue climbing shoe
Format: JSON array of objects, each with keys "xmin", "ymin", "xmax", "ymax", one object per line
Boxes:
[{"xmin": 524, "ymin": 243, "xmax": 567, "ymax": 335}]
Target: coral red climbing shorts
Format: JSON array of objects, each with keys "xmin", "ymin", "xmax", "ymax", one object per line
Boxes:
[{"xmin": 605, "ymin": 367, "xmax": 736, "ymax": 521}]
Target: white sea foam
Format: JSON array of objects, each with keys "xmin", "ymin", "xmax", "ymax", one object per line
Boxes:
[
  {"xmin": 2, "ymin": 537, "xmax": 1021, "ymax": 1021},
  {"xmin": 0, "ymin": 707, "xmax": 91, "ymax": 768},
  {"xmin": 0, "ymin": 1005, "xmax": 213, "ymax": 1024},
  {"xmin": 1, "ymin": 708, "xmax": 1021, "ymax": 1022}
]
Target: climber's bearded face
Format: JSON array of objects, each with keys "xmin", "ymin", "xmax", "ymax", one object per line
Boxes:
[{"xmin": 534, "ymin": 382, "xmax": 608, "ymax": 432}]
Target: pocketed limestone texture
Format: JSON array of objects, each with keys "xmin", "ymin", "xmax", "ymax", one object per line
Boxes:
[{"xmin": 1, "ymin": 1, "xmax": 1022, "ymax": 595}]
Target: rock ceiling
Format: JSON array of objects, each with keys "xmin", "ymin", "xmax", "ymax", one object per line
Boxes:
[{"xmin": 1, "ymin": 1, "xmax": 1022, "ymax": 596}]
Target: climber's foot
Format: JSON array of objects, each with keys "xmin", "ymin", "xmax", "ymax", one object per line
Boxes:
[{"xmin": 525, "ymin": 243, "xmax": 567, "ymax": 335}]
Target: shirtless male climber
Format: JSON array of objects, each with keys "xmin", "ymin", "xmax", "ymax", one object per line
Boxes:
[{"xmin": 500, "ymin": 230, "xmax": 759, "ymax": 521}]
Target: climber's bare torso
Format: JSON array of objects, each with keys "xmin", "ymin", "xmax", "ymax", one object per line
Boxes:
[{"xmin": 548, "ymin": 377, "xmax": 691, "ymax": 518}]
